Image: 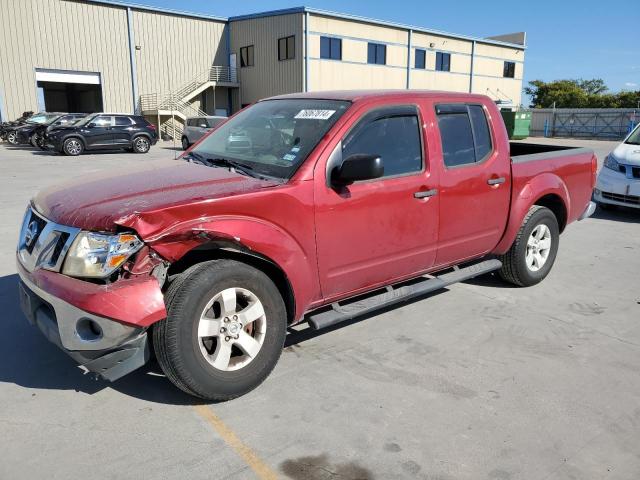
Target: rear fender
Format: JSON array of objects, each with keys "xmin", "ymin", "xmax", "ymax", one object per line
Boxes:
[
  {"xmin": 137, "ymin": 216, "xmax": 317, "ymax": 322},
  {"xmin": 493, "ymin": 173, "xmax": 570, "ymax": 254}
]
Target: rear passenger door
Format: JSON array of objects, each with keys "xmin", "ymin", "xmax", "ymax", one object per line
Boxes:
[
  {"xmin": 113, "ymin": 115, "xmax": 135, "ymax": 145},
  {"xmin": 431, "ymin": 102, "xmax": 511, "ymax": 266}
]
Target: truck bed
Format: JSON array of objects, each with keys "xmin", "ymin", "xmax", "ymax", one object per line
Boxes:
[{"xmin": 510, "ymin": 141, "xmax": 591, "ymax": 162}]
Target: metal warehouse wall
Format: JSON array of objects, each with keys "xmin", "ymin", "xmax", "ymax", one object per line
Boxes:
[
  {"xmin": 307, "ymin": 14, "xmax": 525, "ymax": 106},
  {"xmin": 0, "ymin": 0, "xmax": 133, "ymax": 119},
  {"xmin": 230, "ymin": 13, "xmax": 304, "ymax": 105},
  {"xmin": 131, "ymin": 10, "xmax": 227, "ymax": 99}
]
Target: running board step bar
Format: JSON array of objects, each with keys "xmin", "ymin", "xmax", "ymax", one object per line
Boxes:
[{"xmin": 308, "ymin": 259, "xmax": 502, "ymax": 330}]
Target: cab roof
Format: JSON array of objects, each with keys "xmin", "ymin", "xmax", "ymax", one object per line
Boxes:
[{"xmin": 266, "ymin": 89, "xmax": 493, "ymax": 103}]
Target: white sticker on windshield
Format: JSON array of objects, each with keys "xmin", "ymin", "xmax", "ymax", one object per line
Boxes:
[{"xmin": 294, "ymin": 109, "xmax": 336, "ymax": 120}]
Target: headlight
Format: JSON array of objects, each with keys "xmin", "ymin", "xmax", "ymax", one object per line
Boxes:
[
  {"xmin": 603, "ymin": 154, "xmax": 620, "ymax": 171},
  {"xmin": 62, "ymin": 232, "xmax": 143, "ymax": 278}
]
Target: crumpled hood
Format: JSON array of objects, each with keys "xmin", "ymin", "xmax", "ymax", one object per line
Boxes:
[
  {"xmin": 32, "ymin": 159, "xmax": 280, "ymax": 232},
  {"xmin": 612, "ymin": 142, "xmax": 640, "ymax": 166}
]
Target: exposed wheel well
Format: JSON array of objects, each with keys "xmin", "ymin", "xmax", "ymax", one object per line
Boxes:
[
  {"xmin": 166, "ymin": 246, "xmax": 296, "ymax": 325},
  {"xmin": 534, "ymin": 194, "xmax": 567, "ymax": 232}
]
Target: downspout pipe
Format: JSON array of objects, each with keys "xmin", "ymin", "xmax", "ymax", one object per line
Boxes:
[
  {"xmin": 126, "ymin": 7, "xmax": 139, "ymax": 113},
  {"xmin": 469, "ymin": 40, "xmax": 476, "ymax": 93},
  {"xmin": 406, "ymin": 29, "xmax": 412, "ymax": 89},
  {"xmin": 304, "ymin": 11, "xmax": 310, "ymax": 92}
]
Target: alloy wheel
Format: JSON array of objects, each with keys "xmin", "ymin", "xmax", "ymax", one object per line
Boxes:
[
  {"xmin": 197, "ymin": 287, "xmax": 267, "ymax": 372},
  {"xmin": 525, "ymin": 224, "xmax": 552, "ymax": 272}
]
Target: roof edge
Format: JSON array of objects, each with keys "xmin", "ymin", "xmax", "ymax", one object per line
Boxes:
[{"xmin": 80, "ymin": 0, "xmax": 228, "ymax": 22}]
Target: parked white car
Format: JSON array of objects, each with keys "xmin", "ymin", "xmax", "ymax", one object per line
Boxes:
[
  {"xmin": 182, "ymin": 116, "xmax": 227, "ymax": 150},
  {"xmin": 594, "ymin": 123, "xmax": 640, "ymax": 209}
]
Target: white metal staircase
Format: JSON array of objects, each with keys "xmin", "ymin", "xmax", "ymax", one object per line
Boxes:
[{"xmin": 139, "ymin": 65, "xmax": 239, "ymax": 139}]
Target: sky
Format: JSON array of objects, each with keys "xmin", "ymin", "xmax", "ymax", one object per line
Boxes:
[{"xmin": 133, "ymin": 0, "xmax": 639, "ymax": 104}]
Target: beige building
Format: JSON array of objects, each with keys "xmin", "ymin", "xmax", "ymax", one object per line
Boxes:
[{"xmin": 0, "ymin": 2, "xmax": 525, "ymax": 137}]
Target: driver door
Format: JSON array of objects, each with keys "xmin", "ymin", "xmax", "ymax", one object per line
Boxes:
[
  {"xmin": 83, "ymin": 115, "xmax": 114, "ymax": 148},
  {"xmin": 313, "ymin": 103, "xmax": 439, "ymax": 300}
]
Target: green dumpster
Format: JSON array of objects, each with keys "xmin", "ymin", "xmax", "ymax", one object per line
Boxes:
[{"xmin": 501, "ymin": 110, "xmax": 531, "ymax": 140}]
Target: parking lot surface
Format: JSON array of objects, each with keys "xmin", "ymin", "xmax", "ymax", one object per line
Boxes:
[{"xmin": 1, "ymin": 138, "xmax": 639, "ymax": 479}]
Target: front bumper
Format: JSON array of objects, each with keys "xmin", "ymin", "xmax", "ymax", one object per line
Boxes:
[
  {"xmin": 594, "ymin": 167, "xmax": 640, "ymax": 209},
  {"xmin": 16, "ymin": 259, "xmax": 166, "ymax": 381}
]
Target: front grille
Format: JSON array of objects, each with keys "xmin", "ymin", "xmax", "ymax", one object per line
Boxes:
[
  {"xmin": 602, "ymin": 191, "xmax": 640, "ymax": 205},
  {"xmin": 17, "ymin": 207, "xmax": 80, "ymax": 273}
]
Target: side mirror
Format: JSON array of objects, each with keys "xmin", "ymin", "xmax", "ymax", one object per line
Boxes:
[
  {"xmin": 200, "ymin": 123, "xmax": 208, "ymax": 128},
  {"xmin": 87, "ymin": 123, "xmax": 96, "ymax": 128},
  {"xmin": 332, "ymin": 154, "xmax": 384, "ymax": 186}
]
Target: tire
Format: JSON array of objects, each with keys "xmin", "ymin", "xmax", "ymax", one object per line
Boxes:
[
  {"xmin": 181, "ymin": 136, "xmax": 190, "ymax": 150},
  {"xmin": 6, "ymin": 131, "xmax": 18, "ymax": 145},
  {"xmin": 153, "ymin": 259, "xmax": 287, "ymax": 401},
  {"xmin": 29, "ymin": 133, "xmax": 40, "ymax": 148},
  {"xmin": 132, "ymin": 136, "xmax": 151, "ymax": 153},
  {"xmin": 62, "ymin": 137, "xmax": 83, "ymax": 156},
  {"xmin": 498, "ymin": 205, "xmax": 559, "ymax": 287}
]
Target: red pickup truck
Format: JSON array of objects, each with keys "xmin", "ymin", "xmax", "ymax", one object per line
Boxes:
[{"xmin": 17, "ymin": 91, "xmax": 597, "ymax": 400}]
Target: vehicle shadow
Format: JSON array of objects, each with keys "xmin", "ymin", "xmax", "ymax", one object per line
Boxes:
[
  {"xmin": 0, "ymin": 273, "xmax": 201, "ymax": 405},
  {"xmin": 591, "ymin": 206, "xmax": 640, "ymax": 224}
]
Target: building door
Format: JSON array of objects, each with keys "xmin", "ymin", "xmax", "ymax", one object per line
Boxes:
[{"xmin": 35, "ymin": 69, "xmax": 103, "ymax": 113}]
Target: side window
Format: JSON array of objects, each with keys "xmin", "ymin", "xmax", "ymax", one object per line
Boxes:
[
  {"xmin": 93, "ymin": 116, "xmax": 113, "ymax": 127},
  {"xmin": 240, "ymin": 45, "xmax": 254, "ymax": 67},
  {"xmin": 342, "ymin": 110, "xmax": 423, "ymax": 178},
  {"xmin": 503, "ymin": 61, "xmax": 515, "ymax": 78},
  {"xmin": 367, "ymin": 43, "xmax": 386, "ymax": 65},
  {"xmin": 436, "ymin": 104, "xmax": 493, "ymax": 167},
  {"xmin": 278, "ymin": 35, "xmax": 295, "ymax": 61},
  {"xmin": 415, "ymin": 49, "xmax": 426, "ymax": 69},
  {"xmin": 435, "ymin": 52, "xmax": 451, "ymax": 71},
  {"xmin": 114, "ymin": 116, "xmax": 132, "ymax": 126},
  {"xmin": 320, "ymin": 36, "xmax": 342, "ymax": 60}
]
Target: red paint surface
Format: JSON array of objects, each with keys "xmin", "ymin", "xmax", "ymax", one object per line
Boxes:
[
  {"xmin": 18, "ymin": 260, "xmax": 166, "ymax": 327},
  {"xmin": 30, "ymin": 91, "xmax": 595, "ymax": 325}
]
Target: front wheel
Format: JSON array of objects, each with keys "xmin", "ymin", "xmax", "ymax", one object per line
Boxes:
[
  {"xmin": 181, "ymin": 136, "xmax": 190, "ymax": 150},
  {"xmin": 153, "ymin": 259, "xmax": 287, "ymax": 401},
  {"xmin": 6, "ymin": 131, "xmax": 18, "ymax": 144},
  {"xmin": 132, "ymin": 136, "xmax": 151, "ymax": 153},
  {"xmin": 498, "ymin": 205, "xmax": 559, "ymax": 287},
  {"xmin": 62, "ymin": 137, "xmax": 84, "ymax": 156}
]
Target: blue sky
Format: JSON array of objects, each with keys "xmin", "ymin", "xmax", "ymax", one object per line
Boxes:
[{"xmin": 138, "ymin": 0, "xmax": 639, "ymax": 102}]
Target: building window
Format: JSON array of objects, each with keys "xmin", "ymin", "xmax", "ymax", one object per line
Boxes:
[
  {"xmin": 278, "ymin": 35, "xmax": 295, "ymax": 61},
  {"xmin": 320, "ymin": 36, "xmax": 342, "ymax": 60},
  {"xmin": 240, "ymin": 45, "xmax": 254, "ymax": 67},
  {"xmin": 435, "ymin": 52, "xmax": 450, "ymax": 71},
  {"xmin": 415, "ymin": 49, "xmax": 426, "ymax": 69},
  {"xmin": 367, "ymin": 42, "xmax": 386, "ymax": 65},
  {"xmin": 503, "ymin": 61, "xmax": 515, "ymax": 78}
]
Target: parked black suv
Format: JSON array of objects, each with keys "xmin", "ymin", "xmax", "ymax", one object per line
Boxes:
[
  {"xmin": 43, "ymin": 113, "xmax": 158, "ymax": 155},
  {"xmin": 15, "ymin": 113, "xmax": 87, "ymax": 147}
]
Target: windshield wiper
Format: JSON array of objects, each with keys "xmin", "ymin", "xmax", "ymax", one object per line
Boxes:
[{"xmin": 186, "ymin": 153, "xmax": 257, "ymax": 178}]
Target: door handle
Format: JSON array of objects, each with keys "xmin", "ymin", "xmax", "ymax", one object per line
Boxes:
[
  {"xmin": 487, "ymin": 177, "xmax": 506, "ymax": 186},
  {"xmin": 414, "ymin": 189, "xmax": 438, "ymax": 199}
]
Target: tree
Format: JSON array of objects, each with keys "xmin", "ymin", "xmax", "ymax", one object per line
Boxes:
[{"xmin": 524, "ymin": 79, "xmax": 639, "ymax": 108}]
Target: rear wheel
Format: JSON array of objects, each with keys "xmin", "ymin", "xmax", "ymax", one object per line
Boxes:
[
  {"xmin": 181, "ymin": 136, "xmax": 190, "ymax": 150},
  {"xmin": 62, "ymin": 137, "xmax": 83, "ymax": 156},
  {"xmin": 6, "ymin": 131, "xmax": 18, "ymax": 144},
  {"xmin": 498, "ymin": 206, "xmax": 559, "ymax": 287},
  {"xmin": 153, "ymin": 260, "xmax": 287, "ymax": 401},
  {"xmin": 132, "ymin": 136, "xmax": 151, "ymax": 153}
]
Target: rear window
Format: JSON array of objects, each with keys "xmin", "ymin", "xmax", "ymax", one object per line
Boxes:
[
  {"xmin": 115, "ymin": 116, "xmax": 133, "ymax": 126},
  {"xmin": 436, "ymin": 104, "xmax": 493, "ymax": 167}
]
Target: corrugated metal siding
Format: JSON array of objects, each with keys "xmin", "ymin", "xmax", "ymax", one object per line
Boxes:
[
  {"xmin": 0, "ymin": 0, "xmax": 132, "ymax": 118},
  {"xmin": 132, "ymin": 10, "xmax": 227, "ymax": 98},
  {"xmin": 230, "ymin": 13, "xmax": 304, "ymax": 105}
]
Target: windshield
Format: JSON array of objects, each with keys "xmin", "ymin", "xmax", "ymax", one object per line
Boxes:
[
  {"xmin": 27, "ymin": 114, "xmax": 60, "ymax": 124},
  {"xmin": 625, "ymin": 124, "xmax": 640, "ymax": 145},
  {"xmin": 188, "ymin": 99, "xmax": 351, "ymax": 179}
]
